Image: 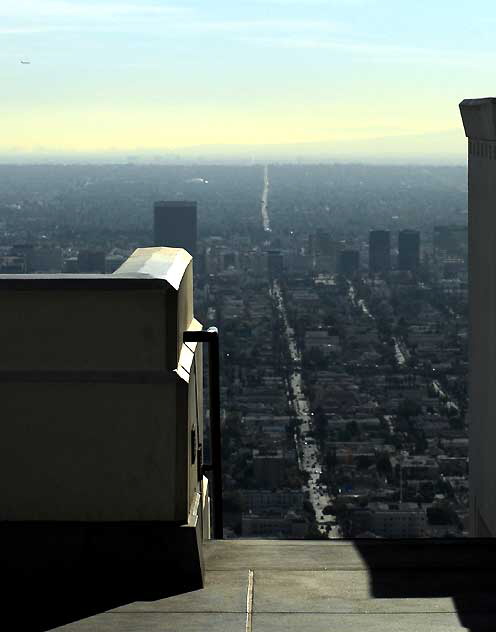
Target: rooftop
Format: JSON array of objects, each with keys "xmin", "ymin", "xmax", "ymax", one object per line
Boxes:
[{"xmin": 12, "ymin": 538, "xmax": 496, "ymax": 631}]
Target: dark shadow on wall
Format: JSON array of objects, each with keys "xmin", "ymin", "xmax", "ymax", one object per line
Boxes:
[
  {"xmin": 353, "ymin": 538, "xmax": 496, "ymax": 632},
  {"xmin": 1, "ymin": 523, "xmax": 204, "ymax": 632}
]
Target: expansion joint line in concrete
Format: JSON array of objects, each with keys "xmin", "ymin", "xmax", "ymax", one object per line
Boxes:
[{"xmin": 245, "ymin": 569, "xmax": 254, "ymax": 632}]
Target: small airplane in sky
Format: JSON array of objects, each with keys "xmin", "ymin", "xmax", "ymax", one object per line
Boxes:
[{"xmin": 20, "ymin": 60, "xmax": 31, "ymax": 65}]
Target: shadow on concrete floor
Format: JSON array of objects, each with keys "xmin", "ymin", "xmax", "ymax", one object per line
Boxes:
[
  {"xmin": 1, "ymin": 523, "xmax": 204, "ymax": 631},
  {"xmin": 354, "ymin": 539, "xmax": 496, "ymax": 632},
  {"xmin": 5, "ymin": 561, "xmax": 201, "ymax": 631}
]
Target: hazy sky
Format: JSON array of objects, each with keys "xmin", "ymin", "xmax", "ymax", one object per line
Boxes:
[{"xmin": 2, "ymin": 0, "xmax": 495, "ymax": 155}]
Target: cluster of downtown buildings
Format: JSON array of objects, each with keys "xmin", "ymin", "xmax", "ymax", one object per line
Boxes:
[{"xmin": 197, "ymin": 219, "xmax": 469, "ymax": 538}]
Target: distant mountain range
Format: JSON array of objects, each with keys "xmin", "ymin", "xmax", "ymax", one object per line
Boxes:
[
  {"xmin": 175, "ymin": 130, "xmax": 466, "ymax": 163},
  {"xmin": 0, "ymin": 130, "xmax": 467, "ymax": 165}
]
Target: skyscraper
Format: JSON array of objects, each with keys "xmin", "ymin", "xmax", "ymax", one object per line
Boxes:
[
  {"xmin": 433, "ymin": 225, "xmax": 468, "ymax": 264},
  {"xmin": 154, "ymin": 201, "xmax": 197, "ymax": 260},
  {"xmin": 398, "ymin": 230, "xmax": 420, "ymax": 271},
  {"xmin": 369, "ymin": 230, "xmax": 391, "ymax": 273},
  {"xmin": 338, "ymin": 250, "xmax": 360, "ymax": 277},
  {"xmin": 460, "ymin": 97, "xmax": 496, "ymax": 536}
]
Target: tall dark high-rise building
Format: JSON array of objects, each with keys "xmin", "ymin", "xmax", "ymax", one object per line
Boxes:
[
  {"xmin": 154, "ymin": 201, "xmax": 197, "ymax": 260},
  {"xmin": 433, "ymin": 225, "xmax": 468, "ymax": 264},
  {"xmin": 369, "ymin": 230, "xmax": 391, "ymax": 273},
  {"xmin": 398, "ymin": 230, "xmax": 420, "ymax": 271},
  {"xmin": 338, "ymin": 250, "xmax": 359, "ymax": 277}
]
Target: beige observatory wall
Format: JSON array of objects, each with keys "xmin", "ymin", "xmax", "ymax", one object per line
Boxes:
[
  {"xmin": 175, "ymin": 338, "xmax": 203, "ymax": 521},
  {"xmin": 460, "ymin": 99, "xmax": 496, "ymax": 536},
  {"xmin": 0, "ymin": 248, "xmax": 203, "ymax": 524},
  {"xmin": 115, "ymin": 247, "xmax": 193, "ymax": 371},
  {"xmin": 0, "ymin": 289, "xmax": 166, "ymax": 370},
  {"xmin": 0, "ymin": 381, "xmax": 177, "ymax": 521}
]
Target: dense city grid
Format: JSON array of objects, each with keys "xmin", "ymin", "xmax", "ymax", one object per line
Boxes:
[{"xmin": 0, "ymin": 163, "xmax": 468, "ymax": 538}]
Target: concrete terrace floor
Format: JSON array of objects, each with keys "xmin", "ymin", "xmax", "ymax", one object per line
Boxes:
[{"xmin": 14, "ymin": 539, "xmax": 496, "ymax": 631}]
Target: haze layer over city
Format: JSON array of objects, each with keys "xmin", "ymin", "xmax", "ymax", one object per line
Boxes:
[{"xmin": 0, "ymin": 162, "xmax": 469, "ymax": 538}]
